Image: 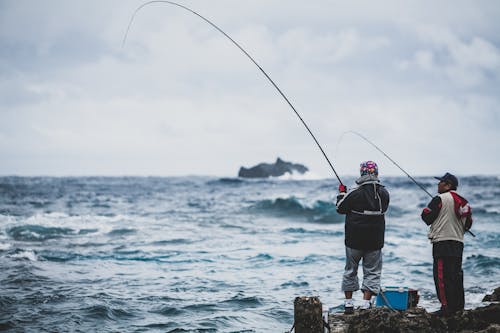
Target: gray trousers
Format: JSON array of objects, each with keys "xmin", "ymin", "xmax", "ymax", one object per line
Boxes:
[{"xmin": 341, "ymin": 246, "xmax": 382, "ymax": 294}]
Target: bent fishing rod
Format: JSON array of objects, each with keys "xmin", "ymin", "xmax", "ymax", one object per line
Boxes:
[
  {"xmin": 345, "ymin": 130, "xmax": 433, "ymax": 197},
  {"xmin": 122, "ymin": 0, "xmax": 344, "ymax": 185},
  {"xmin": 341, "ymin": 130, "xmax": 476, "ymax": 237}
]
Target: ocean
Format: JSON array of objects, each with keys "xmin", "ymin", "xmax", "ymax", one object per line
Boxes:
[{"xmin": 0, "ymin": 175, "xmax": 498, "ymax": 332}]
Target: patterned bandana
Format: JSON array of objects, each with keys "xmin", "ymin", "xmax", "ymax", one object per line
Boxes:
[{"xmin": 360, "ymin": 161, "xmax": 378, "ymax": 176}]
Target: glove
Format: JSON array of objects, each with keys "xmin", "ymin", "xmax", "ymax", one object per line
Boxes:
[
  {"xmin": 428, "ymin": 196, "xmax": 442, "ymax": 211},
  {"xmin": 338, "ymin": 184, "xmax": 347, "ymax": 193},
  {"xmin": 464, "ymin": 216, "xmax": 473, "ymax": 231}
]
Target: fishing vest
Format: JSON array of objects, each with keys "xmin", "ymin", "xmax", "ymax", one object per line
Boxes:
[{"xmin": 428, "ymin": 191, "xmax": 467, "ymax": 243}]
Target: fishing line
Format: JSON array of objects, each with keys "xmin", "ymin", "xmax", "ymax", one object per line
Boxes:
[
  {"xmin": 122, "ymin": 0, "xmax": 344, "ymax": 185},
  {"xmin": 336, "ymin": 130, "xmax": 476, "ymax": 237},
  {"xmin": 337, "ymin": 130, "xmax": 433, "ymax": 197}
]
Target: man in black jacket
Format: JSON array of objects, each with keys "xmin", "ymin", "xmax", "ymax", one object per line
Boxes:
[{"xmin": 336, "ymin": 161, "xmax": 390, "ymax": 314}]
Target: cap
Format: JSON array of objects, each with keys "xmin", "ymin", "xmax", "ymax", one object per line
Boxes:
[
  {"xmin": 360, "ymin": 161, "xmax": 378, "ymax": 176},
  {"xmin": 434, "ymin": 172, "xmax": 458, "ymax": 189}
]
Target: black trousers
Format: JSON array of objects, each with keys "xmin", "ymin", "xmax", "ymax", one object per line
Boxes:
[{"xmin": 433, "ymin": 256, "xmax": 464, "ymax": 313}]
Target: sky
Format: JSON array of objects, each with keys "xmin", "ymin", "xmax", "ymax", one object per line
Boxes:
[{"xmin": 1, "ymin": 0, "xmax": 499, "ymax": 178}]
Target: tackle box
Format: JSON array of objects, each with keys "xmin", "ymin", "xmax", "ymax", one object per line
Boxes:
[{"xmin": 376, "ymin": 286, "xmax": 419, "ymax": 310}]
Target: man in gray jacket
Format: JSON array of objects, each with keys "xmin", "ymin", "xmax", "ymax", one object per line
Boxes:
[
  {"xmin": 421, "ymin": 172, "xmax": 473, "ymax": 317},
  {"xmin": 337, "ymin": 161, "xmax": 390, "ymax": 314}
]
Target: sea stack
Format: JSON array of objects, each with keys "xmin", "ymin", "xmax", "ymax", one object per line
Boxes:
[{"xmin": 238, "ymin": 158, "xmax": 308, "ymax": 178}]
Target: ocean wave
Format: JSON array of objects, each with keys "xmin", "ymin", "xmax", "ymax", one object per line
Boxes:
[
  {"xmin": 182, "ymin": 303, "xmax": 218, "ymax": 312},
  {"xmin": 249, "ymin": 197, "xmax": 343, "ymax": 223},
  {"xmin": 473, "ymin": 207, "xmax": 500, "ymax": 216},
  {"xmin": 272, "ymin": 171, "xmax": 322, "ymax": 180},
  {"xmin": 1, "ymin": 263, "xmax": 47, "ymax": 285},
  {"xmin": 0, "ymin": 242, "xmax": 11, "ymax": 251},
  {"xmin": 140, "ymin": 322, "xmax": 177, "ymax": 330},
  {"xmin": 138, "ymin": 296, "xmax": 182, "ymax": 303},
  {"xmin": 482, "ymin": 233, "xmax": 500, "ymax": 248},
  {"xmin": 197, "ymin": 315, "xmax": 243, "ymax": 331},
  {"xmin": 168, "ymin": 324, "xmax": 217, "ymax": 332},
  {"xmin": 91, "ymin": 202, "xmax": 111, "ymax": 209},
  {"xmin": 207, "ymin": 178, "xmax": 245, "ymax": 186},
  {"xmin": 37, "ymin": 250, "xmax": 79, "ymax": 262},
  {"xmin": 464, "ymin": 254, "xmax": 500, "ymax": 275},
  {"xmin": 220, "ymin": 294, "xmax": 263, "ymax": 308},
  {"xmin": 150, "ymin": 238, "xmax": 193, "ymax": 246},
  {"xmin": 83, "ymin": 304, "xmax": 135, "ymax": 321},
  {"xmin": 280, "ymin": 280, "xmax": 309, "ymax": 288},
  {"xmin": 384, "ymin": 177, "xmax": 435, "ymax": 188},
  {"xmin": 386, "ymin": 205, "xmax": 411, "ymax": 218},
  {"xmin": 33, "ymin": 249, "xmax": 182, "ymax": 263},
  {"xmin": 249, "ymin": 253, "xmax": 273, "ymax": 261},
  {"xmin": 7, "ymin": 225, "xmax": 76, "ymax": 242},
  {"xmin": 150, "ymin": 305, "xmax": 184, "ymax": 316},
  {"xmin": 462, "ymin": 176, "xmax": 500, "ymax": 187},
  {"xmin": 78, "ymin": 228, "xmax": 99, "ymax": 235},
  {"xmin": 211, "ymin": 172, "xmax": 322, "ymax": 183},
  {"xmin": 107, "ymin": 228, "xmax": 137, "ymax": 236},
  {"xmin": 278, "ymin": 254, "xmax": 335, "ymax": 266},
  {"xmin": 3, "ymin": 212, "xmax": 133, "ymax": 236},
  {"xmin": 0, "ymin": 295, "xmax": 16, "ymax": 309},
  {"xmin": 282, "ymin": 227, "xmax": 343, "ymax": 237},
  {"xmin": 7, "ymin": 249, "xmax": 38, "ymax": 261}
]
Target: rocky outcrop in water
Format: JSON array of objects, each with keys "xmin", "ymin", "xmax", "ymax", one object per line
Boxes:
[
  {"xmin": 329, "ymin": 304, "xmax": 500, "ymax": 332},
  {"xmin": 483, "ymin": 287, "xmax": 500, "ymax": 302},
  {"xmin": 328, "ymin": 297, "xmax": 500, "ymax": 333},
  {"xmin": 238, "ymin": 158, "xmax": 308, "ymax": 178}
]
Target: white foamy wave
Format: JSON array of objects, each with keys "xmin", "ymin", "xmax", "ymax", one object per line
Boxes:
[
  {"xmin": 18, "ymin": 212, "xmax": 142, "ymax": 235},
  {"xmin": 274, "ymin": 171, "xmax": 322, "ymax": 180},
  {"xmin": 0, "ymin": 215, "xmax": 18, "ymax": 224},
  {"xmin": 9, "ymin": 250, "xmax": 38, "ymax": 261},
  {"xmin": 0, "ymin": 242, "xmax": 12, "ymax": 251},
  {"xmin": 485, "ymin": 206, "xmax": 500, "ymax": 214}
]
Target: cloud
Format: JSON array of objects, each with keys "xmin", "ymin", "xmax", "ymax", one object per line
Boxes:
[
  {"xmin": 400, "ymin": 25, "xmax": 500, "ymax": 87},
  {"xmin": 0, "ymin": 1, "xmax": 499, "ymax": 176}
]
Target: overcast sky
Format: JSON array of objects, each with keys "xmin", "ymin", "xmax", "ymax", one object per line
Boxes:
[{"xmin": 1, "ymin": 0, "xmax": 499, "ymax": 178}]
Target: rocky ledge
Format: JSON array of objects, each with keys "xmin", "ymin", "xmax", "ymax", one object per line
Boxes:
[
  {"xmin": 238, "ymin": 158, "xmax": 308, "ymax": 178},
  {"xmin": 483, "ymin": 287, "xmax": 500, "ymax": 302},
  {"xmin": 328, "ymin": 288, "xmax": 500, "ymax": 333}
]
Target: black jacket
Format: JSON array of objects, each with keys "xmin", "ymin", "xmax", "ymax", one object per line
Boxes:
[{"xmin": 336, "ymin": 180, "xmax": 390, "ymax": 251}]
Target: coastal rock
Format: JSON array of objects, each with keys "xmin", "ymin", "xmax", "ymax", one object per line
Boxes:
[
  {"xmin": 238, "ymin": 158, "xmax": 308, "ymax": 178},
  {"xmin": 483, "ymin": 287, "xmax": 500, "ymax": 302},
  {"xmin": 328, "ymin": 303, "xmax": 500, "ymax": 333},
  {"xmin": 294, "ymin": 296, "xmax": 323, "ymax": 333}
]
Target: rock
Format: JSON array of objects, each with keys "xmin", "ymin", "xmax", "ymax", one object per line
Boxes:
[
  {"xmin": 238, "ymin": 158, "xmax": 308, "ymax": 178},
  {"xmin": 293, "ymin": 296, "xmax": 323, "ymax": 333},
  {"xmin": 328, "ymin": 303, "xmax": 500, "ymax": 333},
  {"xmin": 483, "ymin": 287, "xmax": 500, "ymax": 302}
]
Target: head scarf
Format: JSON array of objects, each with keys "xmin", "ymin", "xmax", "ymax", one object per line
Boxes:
[{"xmin": 360, "ymin": 161, "xmax": 378, "ymax": 176}]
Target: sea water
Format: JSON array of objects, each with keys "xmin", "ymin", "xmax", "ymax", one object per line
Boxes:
[{"xmin": 0, "ymin": 175, "xmax": 498, "ymax": 332}]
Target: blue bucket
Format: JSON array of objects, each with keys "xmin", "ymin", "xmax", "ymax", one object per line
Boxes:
[{"xmin": 376, "ymin": 286, "xmax": 418, "ymax": 310}]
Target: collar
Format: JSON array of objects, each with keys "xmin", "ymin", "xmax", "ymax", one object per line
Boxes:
[{"xmin": 356, "ymin": 174, "xmax": 380, "ymax": 185}]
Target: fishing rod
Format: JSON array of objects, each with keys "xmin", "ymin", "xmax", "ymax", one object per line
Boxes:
[
  {"xmin": 339, "ymin": 130, "xmax": 476, "ymax": 237},
  {"xmin": 344, "ymin": 130, "xmax": 433, "ymax": 197},
  {"xmin": 122, "ymin": 0, "xmax": 344, "ymax": 185}
]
